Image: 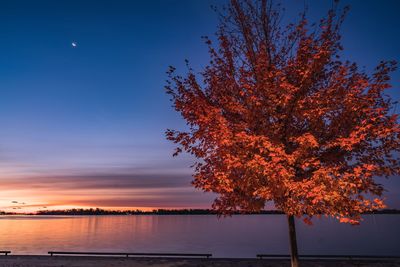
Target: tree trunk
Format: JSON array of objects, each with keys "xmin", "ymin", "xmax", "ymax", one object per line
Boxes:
[{"xmin": 287, "ymin": 215, "xmax": 299, "ymax": 267}]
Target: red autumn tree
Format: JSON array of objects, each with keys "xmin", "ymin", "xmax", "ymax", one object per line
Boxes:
[{"xmin": 165, "ymin": 1, "xmax": 399, "ymax": 266}]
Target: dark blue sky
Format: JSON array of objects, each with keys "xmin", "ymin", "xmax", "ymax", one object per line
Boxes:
[{"xmin": 0, "ymin": 0, "xmax": 399, "ymax": 211}]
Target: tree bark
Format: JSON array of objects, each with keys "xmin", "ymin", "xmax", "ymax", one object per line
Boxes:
[{"xmin": 287, "ymin": 215, "xmax": 299, "ymax": 267}]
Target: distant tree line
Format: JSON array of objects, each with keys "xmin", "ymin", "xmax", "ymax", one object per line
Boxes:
[
  {"xmin": 0, "ymin": 208, "xmax": 399, "ymax": 216},
  {"xmin": 34, "ymin": 208, "xmax": 285, "ymax": 215}
]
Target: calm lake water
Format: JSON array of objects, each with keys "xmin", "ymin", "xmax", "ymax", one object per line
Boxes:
[{"xmin": 0, "ymin": 214, "xmax": 399, "ymax": 258}]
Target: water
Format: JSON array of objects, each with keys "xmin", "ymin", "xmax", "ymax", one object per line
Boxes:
[{"xmin": 0, "ymin": 214, "xmax": 399, "ymax": 258}]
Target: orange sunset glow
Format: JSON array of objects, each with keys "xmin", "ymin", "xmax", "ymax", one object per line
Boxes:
[{"xmin": 0, "ymin": 166, "xmax": 214, "ymax": 213}]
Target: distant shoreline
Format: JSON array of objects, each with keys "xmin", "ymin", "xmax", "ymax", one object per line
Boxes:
[{"xmin": 1, "ymin": 208, "xmax": 400, "ymax": 216}]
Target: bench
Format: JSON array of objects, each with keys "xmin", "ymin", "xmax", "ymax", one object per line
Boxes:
[
  {"xmin": 48, "ymin": 251, "xmax": 212, "ymax": 258},
  {"xmin": 0, "ymin": 251, "xmax": 11, "ymax": 256},
  {"xmin": 256, "ymin": 254, "xmax": 400, "ymax": 259}
]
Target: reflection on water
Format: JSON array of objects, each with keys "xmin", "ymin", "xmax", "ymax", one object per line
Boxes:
[{"xmin": 0, "ymin": 215, "xmax": 399, "ymax": 257}]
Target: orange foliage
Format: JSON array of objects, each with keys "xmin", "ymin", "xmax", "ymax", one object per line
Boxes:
[{"xmin": 166, "ymin": 0, "xmax": 399, "ymax": 224}]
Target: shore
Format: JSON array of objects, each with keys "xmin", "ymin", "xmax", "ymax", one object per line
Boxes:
[{"xmin": 0, "ymin": 256, "xmax": 399, "ymax": 267}]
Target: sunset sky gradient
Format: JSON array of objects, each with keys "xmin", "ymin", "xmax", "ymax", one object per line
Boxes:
[{"xmin": 0, "ymin": 0, "xmax": 399, "ymax": 212}]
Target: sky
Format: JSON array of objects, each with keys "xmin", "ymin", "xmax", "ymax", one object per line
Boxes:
[{"xmin": 0, "ymin": 0, "xmax": 399, "ymax": 212}]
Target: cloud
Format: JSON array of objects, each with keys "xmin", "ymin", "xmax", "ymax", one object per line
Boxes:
[
  {"xmin": 0, "ymin": 169, "xmax": 215, "ymax": 209},
  {"xmin": 0, "ymin": 172, "xmax": 193, "ymax": 191}
]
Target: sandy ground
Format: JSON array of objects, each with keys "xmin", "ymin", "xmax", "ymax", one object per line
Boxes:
[{"xmin": 0, "ymin": 256, "xmax": 399, "ymax": 267}]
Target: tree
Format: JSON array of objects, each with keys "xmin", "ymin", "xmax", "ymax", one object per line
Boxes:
[{"xmin": 165, "ymin": 1, "xmax": 400, "ymax": 266}]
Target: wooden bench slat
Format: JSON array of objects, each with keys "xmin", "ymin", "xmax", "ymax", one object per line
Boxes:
[{"xmin": 48, "ymin": 251, "xmax": 211, "ymax": 258}]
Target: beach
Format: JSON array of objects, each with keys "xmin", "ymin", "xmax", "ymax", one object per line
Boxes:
[{"xmin": 0, "ymin": 256, "xmax": 399, "ymax": 267}]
